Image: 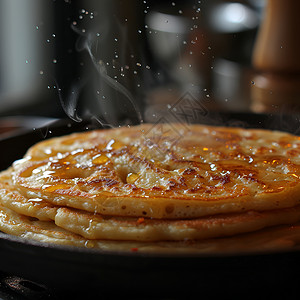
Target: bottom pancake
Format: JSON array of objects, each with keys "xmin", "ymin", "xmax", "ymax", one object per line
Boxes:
[
  {"xmin": 1, "ymin": 202, "xmax": 300, "ymax": 254},
  {"xmin": 54, "ymin": 205, "xmax": 300, "ymax": 242}
]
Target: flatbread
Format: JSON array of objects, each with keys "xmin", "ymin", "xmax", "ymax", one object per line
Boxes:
[
  {"xmin": 1, "ymin": 122, "xmax": 300, "ymax": 253},
  {"xmin": 11, "ymin": 123, "xmax": 300, "ymax": 219}
]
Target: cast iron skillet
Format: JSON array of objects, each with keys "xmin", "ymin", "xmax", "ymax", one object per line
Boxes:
[{"xmin": 1, "ymin": 112, "xmax": 300, "ymax": 297}]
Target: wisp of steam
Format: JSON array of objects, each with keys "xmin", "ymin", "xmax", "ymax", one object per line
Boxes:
[{"xmin": 57, "ymin": 16, "xmax": 143, "ymax": 127}]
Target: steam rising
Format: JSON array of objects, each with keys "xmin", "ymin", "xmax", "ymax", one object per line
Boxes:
[
  {"xmin": 58, "ymin": 16, "xmax": 143, "ymax": 126},
  {"xmin": 58, "ymin": 78, "xmax": 86, "ymax": 122}
]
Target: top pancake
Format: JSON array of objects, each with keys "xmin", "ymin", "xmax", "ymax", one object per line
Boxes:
[{"xmin": 11, "ymin": 123, "xmax": 300, "ymax": 219}]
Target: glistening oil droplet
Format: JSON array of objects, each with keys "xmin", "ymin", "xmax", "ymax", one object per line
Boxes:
[
  {"xmin": 126, "ymin": 173, "xmax": 139, "ymax": 184},
  {"xmin": 44, "ymin": 184, "xmax": 71, "ymax": 192},
  {"xmin": 92, "ymin": 154, "xmax": 109, "ymax": 164},
  {"xmin": 106, "ymin": 139, "xmax": 123, "ymax": 150}
]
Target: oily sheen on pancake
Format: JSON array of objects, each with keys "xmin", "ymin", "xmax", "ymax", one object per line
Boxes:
[{"xmin": 1, "ymin": 122, "xmax": 300, "ymax": 253}]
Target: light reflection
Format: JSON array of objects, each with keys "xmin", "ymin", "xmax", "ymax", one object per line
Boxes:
[
  {"xmin": 224, "ymin": 3, "xmax": 247, "ymax": 24},
  {"xmin": 210, "ymin": 2, "xmax": 259, "ymax": 33}
]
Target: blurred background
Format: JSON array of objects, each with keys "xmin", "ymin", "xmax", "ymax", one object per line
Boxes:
[{"xmin": 0, "ymin": 0, "xmax": 266, "ymax": 132}]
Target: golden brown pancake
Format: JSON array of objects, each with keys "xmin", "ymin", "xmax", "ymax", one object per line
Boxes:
[
  {"xmin": 11, "ymin": 123, "xmax": 300, "ymax": 218},
  {"xmin": 1, "ymin": 122, "xmax": 300, "ymax": 253}
]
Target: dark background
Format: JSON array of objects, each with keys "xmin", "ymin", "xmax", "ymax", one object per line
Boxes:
[{"xmin": 0, "ymin": 0, "xmax": 264, "ymax": 125}]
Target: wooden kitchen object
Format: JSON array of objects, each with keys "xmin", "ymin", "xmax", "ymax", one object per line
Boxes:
[{"xmin": 251, "ymin": 0, "xmax": 300, "ymax": 112}]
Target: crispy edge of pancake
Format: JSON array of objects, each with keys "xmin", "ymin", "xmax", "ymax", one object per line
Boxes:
[
  {"xmin": 0, "ymin": 203, "xmax": 89, "ymax": 246},
  {"xmin": 54, "ymin": 205, "xmax": 300, "ymax": 242},
  {"xmin": 0, "ymin": 170, "xmax": 57, "ymax": 221}
]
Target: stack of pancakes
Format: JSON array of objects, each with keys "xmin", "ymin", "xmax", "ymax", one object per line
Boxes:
[{"xmin": 1, "ymin": 123, "xmax": 300, "ymax": 254}]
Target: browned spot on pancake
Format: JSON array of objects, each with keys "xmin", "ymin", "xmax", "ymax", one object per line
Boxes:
[
  {"xmin": 182, "ymin": 168, "xmax": 197, "ymax": 175},
  {"xmin": 165, "ymin": 205, "xmax": 174, "ymax": 214}
]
